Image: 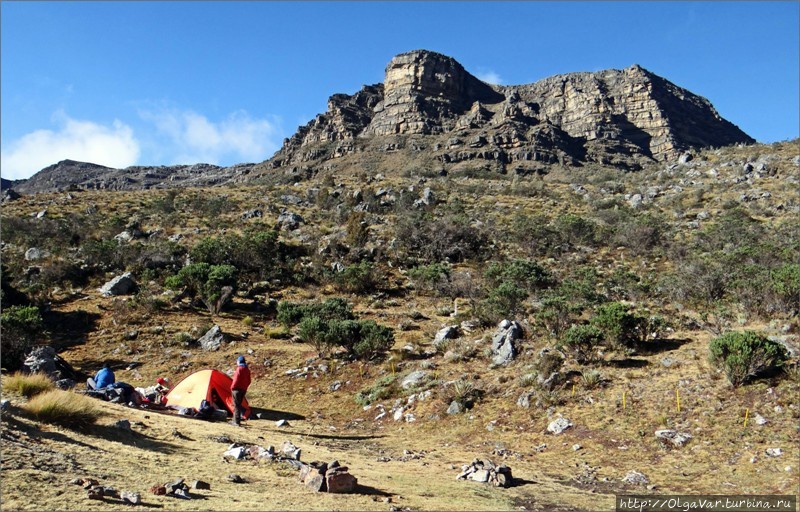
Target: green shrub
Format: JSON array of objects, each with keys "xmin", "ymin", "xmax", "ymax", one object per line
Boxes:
[
  {"xmin": 355, "ymin": 375, "xmax": 398, "ymax": 406},
  {"xmin": 298, "ymin": 316, "xmax": 329, "ymax": 355},
  {"xmin": 350, "ymin": 320, "xmax": 395, "ymax": 360},
  {"xmin": 25, "ymin": 389, "xmax": 104, "ymax": 428},
  {"xmin": 165, "ymin": 263, "xmax": 237, "ymax": 314},
  {"xmin": 561, "ymin": 325, "xmax": 605, "ymax": 364},
  {"xmin": 771, "ymin": 263, "xmax": 800, "ymax": 313},
  {"xmin": 590, "ymin": 302, "xmax": 644, "ymax": 349},
  {"xmin": 408, "ymin": 263, "xmax": 451, "ymax": 295},
  {"xmin": 334, "ymin": 261, "xmax": 382, "ymax": 294},
  {"xmin": 708, "ymin": 331, "xmax": 789, "ymax": 387},
  {"xmin": 478, "ymin": 282, "xmax": 528, "ymax": 323},
  {"xmin": 485, "ymin": 259, "xmax": 553, "ymax": 293},
  {"xmin": 537, "ymin": 293, "xmax": 580, "ymax": 338},
  {"xmin": 3, "ymin": 372, "xmax": 54, "ymax": 398},
  {"xmin": 0, "ymin": 305, "xmax": 44, "ymax": 371},
  {"xmin": 276, "ymin": 301, "xmax": 306, "ymax": 328}
]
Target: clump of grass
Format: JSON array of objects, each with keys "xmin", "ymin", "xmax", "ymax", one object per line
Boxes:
[
  {"xmin": 25, "ymin": 389, "xmax": 104, "ymax": 428},
  {"xmin": 580, "ymin": 369, "xmax": 604, "ymax": 389},
  {"xmin": 3, "ymin": 372, "xmax": 54, "ymax": 398},
  {"xmin": 242, "ymin": 315, "xmax": 254, "ymax": 327}
]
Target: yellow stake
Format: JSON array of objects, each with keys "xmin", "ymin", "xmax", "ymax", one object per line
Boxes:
[
  {"xmin": 391, "ymin": 362, "xmax": 395, "ymax": 377},
  {"xmin": 676, "ymin": 388, "xmax": 681, "ymax": 413},
  {"xmin": 623, "ymin": 391, "xmax": 626, "ymax": 410},
  {"xmin": 572, "ymin": 383, "xmax": 576, "ymax": 397},
  {"xmin": 744, "ymin": 408, "xmax": 749, "ymax": 428}
]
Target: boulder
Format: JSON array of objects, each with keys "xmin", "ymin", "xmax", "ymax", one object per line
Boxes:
[
  {"xmin": 192, "ymin": 480, "xmax": 211, "ymax": 490},
  {"xmin": 99, "ymin": 272, "xmax": 137, "ymax": 297},
  {"xmin": 23, "ymin": 346, "xmax": 78, "ymax": 381},
  {"xmin": 120, "ymin": 491, "xmax": 141, "ymax": 505},
  {"xmin": 446, "ymin": 401, "xmax": 464, "ymax": 415},
  {"xmin": 24, "ymin": 247, "xmax": 48, "ymax": 261},
  {"xmin": 197, "ymin": 325, "xmax": 226, "ymax": 351},
  {"xmin": 277, "ymin": 211, "xmax": 304, "ymax": 231},
  {"xmin": 241, "ymin": 209, "xmax": 263, "ymax": 220},
  {"xmin": 547, "ymin": 417, "xmax": 573, "ymax": 435},
  {"xmin": 434, "ymin": 325, "xmax": 460, "ymax": 345},
  {"xmin": 326, "ymin": 468, "xmax": 357, "ymax": 493},
  {"xmin": 401, "ymin": 370, "xmax": 429, "ymax": 390},
  {"xmin": 654, "ymin": 429, "xmax": 692, "ymax": 449},
  {"xmin": 491, "ymin": 320, "xmax": 523, "ymax": 366},
  {"xmin": 622, "ymin": 470, "xmax": 649, "ymax": 486},
  {"xmin": 223, "ymin": 446, "xmax": 246, "ymax": 459}
]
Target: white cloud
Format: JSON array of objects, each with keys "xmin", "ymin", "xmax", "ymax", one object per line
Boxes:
[
  {"xmin": 476, "ymin": 70, "xmax": 504, "ymax": 85},
  {"xmin": 139, "ymin": 108, "xmax": 281, "ymax": 165},
  {"xmin": 1, "ymin": 112, "xmax": 140, "ymax": 181}
]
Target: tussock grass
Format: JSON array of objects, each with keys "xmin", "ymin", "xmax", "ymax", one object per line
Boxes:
[
  {"xmin": 2, "ymin": 372, "xmax": 54, "ymax": 398},
  {"xmin": 24, "ymin": 389, "xmax": 104, "ymax": 428}
]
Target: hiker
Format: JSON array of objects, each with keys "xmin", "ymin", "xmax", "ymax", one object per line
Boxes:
[
  {"xmin": 87, "ymin": 362, "xmax": 115, "ymax": 390},
  {"xmin": 136, "ymin": 377, "xmax": 171, "ymax": 405},
  {"xmin": 230, "ymin": 355, "xmax": 251, "ymax": 426}
]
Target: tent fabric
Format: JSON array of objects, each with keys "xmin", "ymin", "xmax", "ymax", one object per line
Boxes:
[{"xmin": 165, "ymin": 369, "xmax": 250, "ymax": 419}]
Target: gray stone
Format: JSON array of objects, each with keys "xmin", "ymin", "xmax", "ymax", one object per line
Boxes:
[
  {"xmin": 622, "ymin": 470, "xmax": 649, "ymax": 485},
  {"xmin": 447, "ymin": 401, "xmax": 464, "ymax": 415},
  {"xmin": 223, "ymin": 446, "xmax": 246, "ymax": 459},
  {"xmin": 401, "ymin": 370, "xmax": 429, "ymax": 390},
  {"xmin": 628, "ymin": 194, "xmax": 643, "ymax": 209},
  {"xmin": 678, "ymin": 153, "xmax": 693, "ymax": 164},
  {"xmin": 469, "ymin": 469, "xmax": 490, "ymax": 483},
  {"xmin": 24, "ymin": 247, "xmax": 48, "ymax": 261},
  {"xmin": 0, "ymin": 399, "xmax": 9, "ymax": 412},
  {"xmin": 655, "ymin": 429, "xmax": 692, "ymax": 448},
  {"xmin": 55, "ymin": 378, "xmax": 76, "ymax": 390},
  {"xmin": 99, "ymin": 272, "xmax": 137, "ymax": 296},
  {"xmin": 434, "ymin": 325, "xmax": 460, "ymax": 345},
  {"xmin": 491, "ymin": 320, "xmax": 523, "ymax": 366},
  {"xmin": 754, "ymin": 414, "xmax": 768, "ymax": 425},
  {"xmin": 227, "ymin": 474, "xmax": 245, "ymax": 483},
  {"xmin": 192, "ymin": 480, "xmax": 211, "ymax": 490},
  {"xmin": 765, "ymin": 448, "xmax": 783, "ymax": 457},
  {"xmin": 241, "ymin": 209, "xmax": 263, "ymax": 220},
  {"xmin": 277, "ymin": 210, "xmax": 304, "ymax": 231},
  {"xmin": 113, "ymin": 419, "xmax": 132, "ymax": 430},
  {"xmin": 120, "ymin": 491, "xmax": 141, "ymax": 504},
  {"xmin": 516, "ymin": 391, "xmax": 533, "ymax": 409},
  {"xmin": 197, "ymin": 325, "xmax": 226, "ymax": 351},
  {"xmin": 547, "ymin": 417, "xmax": 573, "ymax": 435},
  {"xmin": 276, "ymin": 419, "xmax": 290, "ymax": 427}
]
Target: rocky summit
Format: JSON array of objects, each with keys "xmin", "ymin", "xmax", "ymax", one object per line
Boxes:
[{"xmin": 13, "ymin": 50, "xmax": 754, "ymax": 193}]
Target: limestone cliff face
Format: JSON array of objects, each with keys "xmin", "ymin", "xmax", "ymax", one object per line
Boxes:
[
  {"xmin": 266, "ymin": 50, "xmax": 753, "ymax": 175},
  {"xmin": 364, "ymin": 50, "xmax": 505, "ymax": 136}
]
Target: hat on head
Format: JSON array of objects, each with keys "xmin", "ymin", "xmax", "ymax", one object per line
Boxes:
[{"xmin": 237, "ymin": 356, "xmax": 246, "ymax": 365}]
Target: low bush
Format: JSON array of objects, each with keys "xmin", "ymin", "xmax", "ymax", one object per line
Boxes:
[
  {"xmin": 333, "ymin": 261, "xmax": 383, "ymax": 294},
  {"xmin": 25, "ymin": 389, "xmax": 104, "ymax": 428},
  {"xmin": 408, "ymin": 263, "xmax": 451, "ymax": 295},
  {"xmin": 165, "ymin": 263, "xmax": 237, "ymax": 314},
  {"xmin": 355, "ymin": 375, "xmax": 398, "ymax": 406},
  {"xmin": 561, "ymin": 325, "xmax": 605, "ymax": 364},
  {"xmin": 0, "ymin": 305, "xmax": 44, "ymax": 372},
  {"xmin": 2, "ymin": 372, "xmax": 54, "ymax": 398},
  {"xmin": 708, "ymin": 331, "xmax": 789, "ymax": 387},
  {"xmin": 590, "ymin": 302, "xmax": 646, "ymax": 350}
]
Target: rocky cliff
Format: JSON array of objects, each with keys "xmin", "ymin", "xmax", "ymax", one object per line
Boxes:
[
  {"xmin": 13, "ymin": 50, "xmax": 754, "ymax": 194},
  {"xmin": 260, "ymin": 50, "xmax": 753, "ymax": 178}
]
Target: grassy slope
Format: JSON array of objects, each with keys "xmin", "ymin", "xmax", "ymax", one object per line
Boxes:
[{"xmin": 1, "ymin": 141, "xmax": 799, "ymax": 511}]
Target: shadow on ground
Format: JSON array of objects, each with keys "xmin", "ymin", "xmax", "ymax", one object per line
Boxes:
[{"xmin": 249, "ymin": 407, "xmax": 306, "ymax": 421}]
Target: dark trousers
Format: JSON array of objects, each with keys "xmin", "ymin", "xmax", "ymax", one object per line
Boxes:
[{"xmin": 232, "ymin": 389, "xmax": 246, "ymax": 424}]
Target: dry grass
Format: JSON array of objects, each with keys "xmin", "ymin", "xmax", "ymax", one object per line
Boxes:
[
  {"xmin": 2, "ymin": 372, "xmax": 54, "ymax": 398},
  {"xmin": 24, "ymin": 389, "xmax": 104, "ymax": 428}
]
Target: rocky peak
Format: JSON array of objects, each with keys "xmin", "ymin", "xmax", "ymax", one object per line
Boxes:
[{"xmin": 364, "ymin": 50, "xmax": 505, "ymax": 136}]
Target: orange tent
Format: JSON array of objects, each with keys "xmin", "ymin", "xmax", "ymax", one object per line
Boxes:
[{"xmin": 165, "ymin": 369, "xmax": 250, "ymax": 419}]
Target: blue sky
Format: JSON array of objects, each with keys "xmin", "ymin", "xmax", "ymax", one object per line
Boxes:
[{"xmin": 2, "ymin": 1, "xmax": 798, "ymax": 180}]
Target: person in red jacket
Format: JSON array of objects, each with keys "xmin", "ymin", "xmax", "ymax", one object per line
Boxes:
[{"xmin": 230, "ymin": 355, "xmax": 251, "ymax": 426}]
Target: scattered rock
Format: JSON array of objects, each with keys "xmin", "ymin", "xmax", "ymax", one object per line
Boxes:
[
  {"xmin": 227, "ymin": 474, "xmax": 245, "ymax": 483},
  {"xmin": 241, "ymin": 209, "xmax": 263, "ymax": 220},
  {"xmin": 491, "ymin": 320, "xmax": 523, "ymax": 366},
  {"xmin": 282, "ymin": 441, "xmax": 302, "ymax": 460},
  {"xmin": 113, "ymin": 419, "xmax": 131, "ymax": 430},
  {"xmin": 655, "ymin": 429, "xmax": 692, "ymax": 449},
  {"xmin": 446, "ymin": 401, "xmax": 464, "ymax": 415},
  {"xmin": 24, "ymin": 247, "xmax": 48, "ymax": 261},
  {"xmin": 622, "ymin": 470, "xmax": 649, "ymax": 486},
  {"xmin": 456, "ymin": 459, "xmax": 513, "ymax": 487},
  {"xmin": 434, "ymin": 325, "xmax": 460, "ymax": 345},
  {"xmin": 276, "ymin": 419, "xmax": 290, "ymax": 427},
  {"xmin": 0, "ymin": 399, "xmax": 9, "ymax": 412},
  {"xmin": 197, "ymin": 325, "xmax": 226, "ymax": 351},
  {"xmin": 99, "ymin": 272, "xmax": 137, "ymax": 297},
  {"xmin": 22, "ymin": 345, "xmax": 78, "ymax": 381},
  {"xmin": 572, "ymin": 444, "xmax": 583, "ymax": 451},
  {"xmin": 223, "ymin": 446, "xmax": 247, "ymax": 460},
  {"xmin": 277, "ymin": 211, "xmax": 304, "ymax": 231},
  {"xmin": 765, "ymin": 448, "xmax": 783, "ymax": 457},
  {"xmin": 547, "ymin": 417, "xmax": 573, "ymax": 435},
  {"xmin": 192, "ymin": 480, "xmax": 211, "ymax": 490},
  {"xmin": 754, "ymin": 414, "xmax": 768, "ymax": 425},
  {"xmin": 120, "ymin": 491, "xmax": 141, "ymax": 505},
  {"xmin": 401, "ymin": 370, "xmax": 429, "ymax": 390},
  {"xmin": 150, "ymin": 485, "xmax": 167, "ymax": 495}
]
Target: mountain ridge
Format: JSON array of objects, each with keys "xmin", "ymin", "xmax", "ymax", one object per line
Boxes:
[{"xmin": 11, "ymin": 50, "xmax": 754, "ymax": 194}]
